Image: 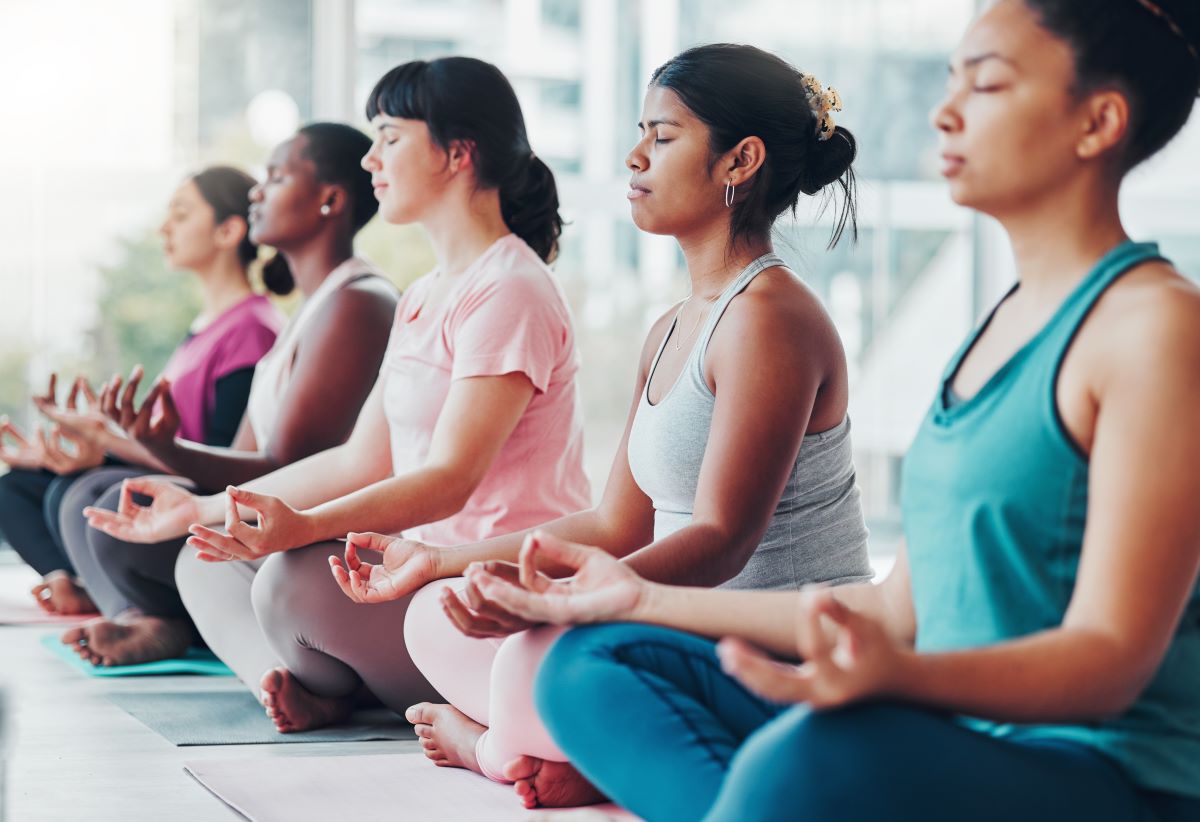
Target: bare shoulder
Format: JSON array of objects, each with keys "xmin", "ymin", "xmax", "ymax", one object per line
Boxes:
[
  {"xmin": 717, "ymin": 264, "xmax": 838, "ymax": 349},
  {"xmin": 313, "ymin": 277, "xmax": 399, "ymax": 335},
  {"xmin": 1092, "ymin": 262, "xmax": 1200, "ymax": 386}
]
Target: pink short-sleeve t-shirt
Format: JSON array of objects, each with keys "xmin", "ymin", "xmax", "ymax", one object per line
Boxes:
[{"xmin": 381, "ymin": 234, "xmax": 591, "ymax": 545}]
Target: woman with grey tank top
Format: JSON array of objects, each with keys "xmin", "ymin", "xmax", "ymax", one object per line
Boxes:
[{"xmin": 327, "ymin": 44, "xmax": 870, "ymax": 809}]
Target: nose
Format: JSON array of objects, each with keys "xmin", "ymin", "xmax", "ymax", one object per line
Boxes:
[
  {"xmin": 625, "ymin": 140, "xmax": 646, "ymax": 173},
  {"xmin": 361, "ymin": 140, "xmax": 381, "ymax": 172},
  {"xmin": 930, "ymin": 91, "xmax": 961, "ymax": 135}
]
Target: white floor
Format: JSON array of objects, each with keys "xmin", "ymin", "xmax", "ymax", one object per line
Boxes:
[{"xmin": 0, "ymin": 561, "xmax": 421, "ymax": 821}]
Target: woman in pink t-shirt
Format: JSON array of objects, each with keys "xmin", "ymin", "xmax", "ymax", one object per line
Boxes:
[{"xmin": 85, "ymin": 57, "xmax": 590, "ymax": 729}]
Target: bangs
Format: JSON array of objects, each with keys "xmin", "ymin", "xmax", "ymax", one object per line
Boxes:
[{"xmin": 365, "ymin": 61, "xmax": 432, "ymax": 122}]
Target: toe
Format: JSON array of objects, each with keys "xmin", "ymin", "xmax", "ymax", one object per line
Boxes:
[
  {"xmin": 261, "ymin": 667, "xmax": 286, "ymax": 692},
  {"xmin": 404, "ymin": 702, "xmax": 437, "ymax": 725},
  {"xmin": 413, "ymin": 724, "xmax": 433, "ymax": 739},
  {"xmin": 503, "ymin": 755, "xmax": 541, "ymax": 783}
]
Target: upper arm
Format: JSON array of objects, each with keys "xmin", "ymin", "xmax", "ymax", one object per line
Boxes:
[
  {"xmin": 423, "ymin": 372, "xmax": 536, "ymax": 495},
  {"xmin": 262, "ymin": 283, "xmax": 398, "ymax": 466},
  {"xmin": 229, "ymin": 413, "xmax": 258, "ymax": 452},
  {"xmin": 689, "ymin": 286, "xmax": 833, "ymax": 569},
  {"xmin": 1065, "ymin": 285, "xmax": 1200, "ymax": 683}
]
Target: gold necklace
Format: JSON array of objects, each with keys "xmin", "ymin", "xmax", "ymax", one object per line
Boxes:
[{"xmin": 672, "ymin": 292, "xmax": 721, "ymax": 351}]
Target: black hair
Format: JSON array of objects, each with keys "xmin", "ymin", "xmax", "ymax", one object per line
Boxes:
[
  {"xmin": 1023, "ymin": 0, "xmax": 1200, "ymax": 171},
  {"xmin": 651, "ymin": 43, "xmax": 858, "ymax": 249},
  {"xmin": 190, "ymin": 165, "xmax": 258, "ymax": 268},
  {"xmin": 260, "ymin": 122, "xmax": 380, "ymax": 296},
  {"xmin": 366, "ymin": 57, "xmax": 563, "ymax": 263}
]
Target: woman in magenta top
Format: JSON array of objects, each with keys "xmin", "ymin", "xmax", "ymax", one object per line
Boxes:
[
  {"xmin": 0, "ymin": 166, "xmax": 283, "ymax": 614},
  {"xmin": 83, "ymin": 58, "xmax": 590, "ymax": 729}
]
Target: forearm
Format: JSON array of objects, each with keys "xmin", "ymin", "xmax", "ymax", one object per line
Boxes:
[
  {"xmin": 149, "ymin": 439, "xmax": 283, "ymax": 492},
  {"xmin": 631, "ymin": 583, "xmax": 826, "ymax": 658},
  {"xmin": 101, "ymin": 430, "xmax": 171, "ymax": 473},
  {"xmin": 889, "ymin": 627, "xmax": 1150, "ymax": 723},
  {"xmin": 439, "ymin": 507, "xmax": 642, "ymax": 577},
  {"xmin": 621, "ymin": 521, "xmax": 757, "ymax": 587},
  {"xmin": 302, "ymin": 465, "xmax": 476, "ymax": 543}
]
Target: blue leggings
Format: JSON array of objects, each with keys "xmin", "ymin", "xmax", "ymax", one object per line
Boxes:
[{"xmin": 535, "ymin": 624, "xmax": 1200, "ymax": 822}]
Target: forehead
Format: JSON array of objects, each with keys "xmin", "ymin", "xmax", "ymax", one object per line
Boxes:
[
  {"xmin": 170, "ymin": 179, "xmax": 202, "ymax": 207},
  {"xmin": 640, "ymin": 85, "xmax": 696, "ymax": 125},
  {"xmin": 268, "ymin": 137, "xmax": 311, "ymax": 170},
  {"xmin": 954, "ymin": 0, "xmax": 1074, "ymax": 76}
]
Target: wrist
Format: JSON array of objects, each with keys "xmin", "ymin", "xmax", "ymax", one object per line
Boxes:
[
  {"xmin": 428, "ymin": 545, "xmax": 456, "ymax": 580},
  {"xmin": 199, "ymin": 493, "xmax": 225, "ymax": 525},
  {"xmin": 884, "ymin": 646, "xmax": 924, "ymax": 702},
  {"xmin": 629, "ymin": 580, "xmax": 666, "ymax": 624}
]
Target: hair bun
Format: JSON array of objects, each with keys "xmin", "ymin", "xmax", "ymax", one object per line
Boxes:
[
  {"xmin": 260, "ymin": 253, "xmax": 295, "ymax": 296},
  {"xmin": 798, "ymin": 126, "xmax": 857, "ymax": 196}
]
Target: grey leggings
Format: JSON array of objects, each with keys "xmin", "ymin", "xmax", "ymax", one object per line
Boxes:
[
  {"xmin": 59, "ymin": 467, "xmax": 189, "ymax": 619},
  {"xmin": 176, "ymin": 541, "xmax": 439, "ymax": 707}
]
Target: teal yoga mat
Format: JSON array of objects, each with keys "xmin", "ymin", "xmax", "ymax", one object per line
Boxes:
[
  {"xmin": 40, "ymin": 633, "xmax": 234, "ymax": 677},
  {"xmin": 109, "ymin": 690, "xmax": 417, "ymax": 746}
]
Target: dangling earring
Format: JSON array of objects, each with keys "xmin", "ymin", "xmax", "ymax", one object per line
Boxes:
[
  {"xmin": 724, "ymin": 179, "xmax": 735, "ymax": 208},
  {"xmin": 320, "ymin": 204, "xmax": 332, "ymax": 216}
]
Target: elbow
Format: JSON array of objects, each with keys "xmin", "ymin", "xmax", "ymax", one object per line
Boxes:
[
  {"xmin": 693, "ymin": 520, "xmax": 761, "ymax": 587},
  {"xmin": 427, "ymin": 466, "xmax": 483, "ymax": 522}
]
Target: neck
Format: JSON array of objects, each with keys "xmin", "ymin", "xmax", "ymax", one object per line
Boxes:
[
  {"xmin": 422, "ymin": 187, "xmax": 511, "ymax": 278},
  {"xmin": 279, "ymin": 230, "xmax": 356, "ymax": 297},
  {"xmin": 997, "ymin": 174, "xmax": 1129, "ymax": 301},
  {"xmin": 676, "ymin": 220, "xmax": 772, "ymax": 299},
  {"xmin": 195, "ymin": 255, "xmax": 252, "ymax": 319}
]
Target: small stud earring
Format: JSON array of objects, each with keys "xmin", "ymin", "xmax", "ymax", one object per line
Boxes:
[{"xmin": 320, "ymin": 204, "xmax": 332, "ymax": 216}]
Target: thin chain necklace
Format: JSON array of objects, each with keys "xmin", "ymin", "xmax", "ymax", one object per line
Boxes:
[{"xmin": 672, "ymin": 291, "xmax": 722, "ymax": 351}]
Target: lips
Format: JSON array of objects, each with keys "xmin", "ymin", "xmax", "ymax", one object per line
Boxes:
[
  {"xmin": 627, "ymin": 182, "xmax": 650, "ymax": 200},
  {"xmin": 940, "ymin": 153, "xmax": 965, "ymax": 177}
]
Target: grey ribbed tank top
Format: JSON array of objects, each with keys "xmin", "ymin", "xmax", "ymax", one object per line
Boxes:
[{"xmin": 627, "ymin": 253, "xmax": 872, "ymax": 591}]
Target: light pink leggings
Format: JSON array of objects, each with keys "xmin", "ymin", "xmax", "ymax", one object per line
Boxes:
[{"xmin": 404, "ymin": 578, "xmax": 568, "ymax": 783}]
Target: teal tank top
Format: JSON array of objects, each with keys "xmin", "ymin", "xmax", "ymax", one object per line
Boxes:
[{"xmin": 901, "ymin": 240, "xmax": 1200, "ymax": 799}]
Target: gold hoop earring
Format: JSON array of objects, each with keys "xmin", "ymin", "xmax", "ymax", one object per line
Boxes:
[{"xmin": 724, "ymin": 179, "xmax": 735, "ymax": 208}]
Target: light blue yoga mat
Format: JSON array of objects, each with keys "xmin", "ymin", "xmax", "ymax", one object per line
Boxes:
[
  {"xmin": 109, "ymin": 690, "xmax": 417, "ymax": 746},
  {"xmin": 40, "ymin": 633, "xmax": 234, "ymax": 677}
]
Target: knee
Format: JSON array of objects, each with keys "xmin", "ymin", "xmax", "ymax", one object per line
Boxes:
[
  {"xmin": 534, "ymin": 624, "xmax": 630, "ymax": 733},
  {"xmin": 251, "ymin": 544, "xmax": 343, "ymax": 640},
  {"xmin": 491, "ymin": 626, "xmax": 566, "ymax": 704},
  {"xmin": 729, "ymin": 704, "xmax": 899, "ymax": 812},
  {"xmin": 402, "ymin": 579, "xmax": 466, "ymax": 670}
]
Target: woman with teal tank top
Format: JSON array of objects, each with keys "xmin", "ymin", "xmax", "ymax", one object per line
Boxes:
[{"xmin": 451, "ymin": 1, "xmax": 1200, "ymax": 820}]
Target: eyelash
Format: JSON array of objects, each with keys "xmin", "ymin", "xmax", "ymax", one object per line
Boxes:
[
  {"xmin": 654, "ymin": 138, "xmax": 671, "ymax": 145},
  {"xmin": 971, "ymin": 85, "xmax": 1003, "ymax": 93}
]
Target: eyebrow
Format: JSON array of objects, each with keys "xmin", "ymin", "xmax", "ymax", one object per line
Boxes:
[
  {"xmin": 637, "ymin": 118, "xmax": 683, "ymax": 130},
  {"xmin": 948, "ymin": 52, "xmax": 1018, "ymax": 72}
]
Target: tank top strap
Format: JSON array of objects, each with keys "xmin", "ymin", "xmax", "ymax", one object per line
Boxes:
[
  {"xmin": 693, "ymin": 252, "xmax": 788, "ymax": 372},
  {"xmin": 1041, "ymin": 240, "xmax": 1165, "ymax": 356}
]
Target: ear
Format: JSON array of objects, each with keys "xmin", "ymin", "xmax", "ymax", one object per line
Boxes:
[
  {"xmin": 1076, "ymin": 90, "xmax": 1130, "ymax": 162},
  {"xmin": 446, "ymin": 139, "xmax": 476, "ymax": 175},
  {"xmin": 213, "ymin": 216, "xmax": 248, "ymax": 253},
  {"xmin": 717, "ymin": 136, "xmax": 767, "ymax": 188},
  {"xmin": 317, "ymin": 185, "xmax": 347, "ymax": 219}
]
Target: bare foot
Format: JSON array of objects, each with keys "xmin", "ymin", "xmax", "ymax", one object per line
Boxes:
[
  {"xmin": 259, "ymin": 667, "xmax": 353, "ymax": 733},
  {"xmin": 504, "ymin": 755, "xmax": 606, "ymax": 809},
  {"xmin": 405, "ymin": 702, "xmax": 487, "ymax": 771},
  {"xmin": 32, "ymin": 572, "xmax": 97, "ymax": 615},
  {"xmin": 59, "ymin": 615, "xmax": 191, "ymax": 667}
]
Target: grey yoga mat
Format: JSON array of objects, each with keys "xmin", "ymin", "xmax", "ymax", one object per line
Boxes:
[{"xmin": 107, "ymin": 690, "xmax": 417, "ymax": 746}]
